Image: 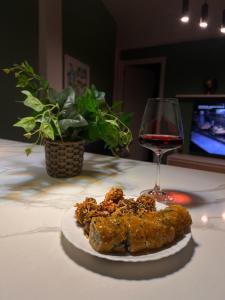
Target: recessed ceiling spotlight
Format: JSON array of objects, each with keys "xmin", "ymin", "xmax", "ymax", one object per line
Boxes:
[
  {"xmin": 199, "ymin": 2, "xmax": 208, "ymax": 29},
  {"xmin": 180, "ymin": 0, "xmax": 190, "ymax": 23}
]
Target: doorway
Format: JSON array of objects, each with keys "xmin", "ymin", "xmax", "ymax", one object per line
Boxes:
[{"xmin": 119, "ymin": 58, "xmax": 166, "ymax": 161}]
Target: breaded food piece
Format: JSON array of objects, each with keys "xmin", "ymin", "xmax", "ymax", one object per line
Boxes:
[
  {"xmin": 141, "ymin": 212, "xmax": 175, "ymax": 251},
  {"xmin": 96, "ymin": 187, "xmax": 125, "ymax": 215},
  {"xmin": 114, "ymin": 198, "xmax": 139, "ymax": 215},
  {"xmin": 136, "ymin": 194, "xmax": 156, "ymax": 212},
  {"xmin": 126, "ymin": 214, "xmax": 175, "ymax": 253},
  {"xmin": 89, "ymin": 215, "xmax": 127, "ymax": 253},
  {"xmin": 74, "ymin": 188, "xmax": 156, "ymax": 232},
  {"xmin": 115, "ymin": 196, "xmax": 156, "ymax": 216},
  {"xmin": 88, "ymin": 204, "xmax": 192, "ymax": 254},
  {"xmin": 99, "ymin": 199, "xmax": 117, "ymax": 214},
  {"xmin": 125, "ymin": 214, "xmax": 147, "ymax": 253},
  {"xmin": 75, "ymin": 197, "xmax": 98, "ymax": 226},
  {"xmin": 158, "ymin": 205, "xmax": 192, "ymax": 238},
  {"xmin": 104, "ymin": 187, "xmax": 124, "ymax": 203}
]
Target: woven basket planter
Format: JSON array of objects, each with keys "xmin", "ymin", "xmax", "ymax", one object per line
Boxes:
[{"xmin": 45, "ymin": 139, "xmax": 85, "ymax": 178}]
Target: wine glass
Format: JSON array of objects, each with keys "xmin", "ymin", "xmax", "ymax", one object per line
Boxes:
[{"xmin": 138, "ymin": 98, "xmax": 184, "ymax": 202}]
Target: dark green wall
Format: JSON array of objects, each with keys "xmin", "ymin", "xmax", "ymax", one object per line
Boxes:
[
  {"xmin": 63, "ymin": 0, "xmax": 116, "ymax": 104},
  {"xmin": 121, "ymin": 38, "xmax": 225, "ymax": 96},
  {"xmin": 0, "ymin": 0, "xmax": 39, "ymax": 141},
  {"xmin": 121, "ymin": 38, "xmax": 225, "ymax": 153}
]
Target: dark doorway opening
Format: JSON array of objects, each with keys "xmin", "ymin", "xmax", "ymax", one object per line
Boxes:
[{"xmin": 123, "ymin": 63, "xmax": 161, "ymax": 161}]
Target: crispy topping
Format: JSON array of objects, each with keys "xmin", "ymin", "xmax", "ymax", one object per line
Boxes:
[
  {"xmin": 74, "ymin": 188, "xmax": 156, "ymax": 234},
  {"xmin": 104, "ymin": 187, "xmax": 124, "ymax": 203}
]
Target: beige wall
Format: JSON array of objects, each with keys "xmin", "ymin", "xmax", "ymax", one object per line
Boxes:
[{"xmin": 39, "ymin": 0, "xmax": 63, "ymax": 91}]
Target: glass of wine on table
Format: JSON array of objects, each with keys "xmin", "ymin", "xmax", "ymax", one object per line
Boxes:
[{"xmin": 139, "ymin": 98, "xmax": 184, "ymax": 203}]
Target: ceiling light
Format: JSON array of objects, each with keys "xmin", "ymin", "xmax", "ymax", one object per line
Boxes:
[
  {"xmin": 220, "ymin": 9, "xmax": 225, "ymax": 34},
  {"xmin": 180, "ymin": 0, "xmax": 190, "ymax": 23},
  {"xmin": 200, "ymin": 22, "xmax": 208, "ymax": 28},
  {"xmin": 199, "ymin": 2, "xmax": 208, "ymax": 29},
  {"xmin": 181, "ymin": 16, "xmax": 189, "ymax": 23}
]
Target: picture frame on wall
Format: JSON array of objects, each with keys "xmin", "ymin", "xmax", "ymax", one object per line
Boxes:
[{"xmin": 64, "ymin": 54, "xmax": 90, "ymax": 96}]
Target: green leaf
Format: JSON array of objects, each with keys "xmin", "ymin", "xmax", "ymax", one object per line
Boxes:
[
  {"xmin": 14, "ymin": 117, "xmax": 36, "ymax": 132},
  {"xmin": 41, "ymin": 79, "xmax": 49, "ymax": 89},
  {"xmin": 119, "ymin": 131, "xmax": 130, "ymax": 146},
  {"xmin": 48, "ymin": 88, "xmax": 58, "ymax": 104},
  {"xmin": 98, "ymin": 121, "xmax": 119, "ymax": 148},
  {"xmin": 59, "ymin": 115, "xmax": 88, "ymax": 133},
  {"xmin": 40, "ymin": 121, "xmax": 54, "ymax": 140},
  {"xmin": 88, "ymin": 123, "xmax": 99, "ymax": 141},
  {"xmin": 52, "ymin": 118, "xmax": 62, "ymax": 138},
  {"xmin": 24, "ymin": 61, "xmax": 34, "ymax": 74},
  {"xmin": 25, "ymin": 147, "xmax": 32, "ymax": 156},
  {"xmin": 91, "ymin": 85, "xmax": 105, "ymax": 101},
  {"xmin": 79, "ymin": 88, "xmax": 98, "ymax": 113},
  {"xmin": 62, "ymin": 109, "xmax": 79, "ymax": 120},
  {"xmin": 22, "ymin": 90, "xmax": 44, "ymax": 112},
  {"xmin": 86, "ymin": 97, "xmax": 97, "ymax": 112},
  {"xmin": 2, "ymin": 68, "xmax": 10, "ymax": 74},
  {"xmin": 15, "ymin": 71, "xmax": 22, "ymax": 78},
  {"xmin": 54, "ymin": 90, "xmax": 66, "ymax": 107},
  {"xmin": 105, "ymin": 119, "xmax": 119, "ymax": 127},
  {"xmin": 24, "ymin": 132, "xmax": 32, "ymax": 139},
  {"xmin": 62, "ymin": 87, "xmax": 75, "ymax": 110},
  {"xmin": 49, "ymin": 86, "xmax": 75, "ymax": 108},
  {"xmin": 16, "ymin": 75, "xmax": 29, "ymax": 88}
]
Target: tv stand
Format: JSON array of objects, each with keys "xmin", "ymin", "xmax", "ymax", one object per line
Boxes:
[
  {"xmin": 167, "ymin": 153, "xmax": 225, "ymax": 173},
  {"xmin": 176, "ymin": 94, "xmax": 225, "ymax": 99}
]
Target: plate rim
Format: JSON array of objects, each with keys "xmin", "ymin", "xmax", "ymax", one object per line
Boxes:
[{"xmin": 61, "ymin": 203, "xmax": 192, "ymax": 262}]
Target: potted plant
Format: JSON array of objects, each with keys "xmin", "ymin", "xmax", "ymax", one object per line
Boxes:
[{"xmin": 3, "ymin": 62, "xmax": 133, "ymax": 178}]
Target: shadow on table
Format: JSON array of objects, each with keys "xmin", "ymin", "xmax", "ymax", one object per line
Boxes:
[
  {"xmin": 0, "ymin": 155, "xmax": 138, "ymax": 205},
  {"xmin": 61, "ymin": 233, "xmax": 198, "ymax": 280}
]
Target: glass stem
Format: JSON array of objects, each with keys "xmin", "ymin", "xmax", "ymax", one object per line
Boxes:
[{"xmin": 153, "ymin": 152, "xmax": 162, "ymax": 193}]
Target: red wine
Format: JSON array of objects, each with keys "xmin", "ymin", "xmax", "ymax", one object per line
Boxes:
[{"xmin": 139, "ymin": 134, "xmax": 183, "ymax": 152}]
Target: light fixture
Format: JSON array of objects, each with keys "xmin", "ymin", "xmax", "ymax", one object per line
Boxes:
[
  {"xmin": 180, "ymin": 0, "xmax": 190, "ymax": 23},
  {"xmin": 199, "ymin": 1, "xmax": 208, "ymax": 28},
  {"xmin": 220, "ymin": 9, "xmax": 225, "ymax": 33},
  {"xmin": 222, "ymin": 212, "xmax": 225, "ymax": 220},
  {"xmin": 180, "ymin": 1, "xmax": 224, "ymax": 33},
  {"xmin": 201, "ymin": 215, "xmax": 208, "ymax": 223}
]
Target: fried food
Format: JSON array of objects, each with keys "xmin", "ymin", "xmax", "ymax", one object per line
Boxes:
[
  {"xmin": 104, "ymin": 187, "xmax": 124, "ymax": 203},
  {"xmin": 89, "ymin": 205, "xmax": 191, "ymax": 254},
  {"xmin": 75, "ymin": 197, "xmax": 98, "ymax": 226},
  {"xmin": 89, "ymin": 216, "xmax": 127, "ymax": 253},
  {"xmin": 136, "ymin": 194, "xmax": 156, "ymax": 211},
  {"xmin": 75, "ymin": 187, "xmax": 156, "ymax": 233},
  {"xmin": 157, "ymin": 205, "xmax": 192, "ymax": 238},
  {"xmin": 74, "ymin": 188, "xmax": 192, "ymax": 254}
]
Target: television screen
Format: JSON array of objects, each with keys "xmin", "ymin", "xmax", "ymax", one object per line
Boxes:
[{"xmin": 190, "ymin": 102, "xmax": 225, "ymax": 157}]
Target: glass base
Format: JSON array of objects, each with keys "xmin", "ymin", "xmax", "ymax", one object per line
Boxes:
[{"xmin": 140, "ymin": 188, "xmax": 174, "ymax": 204}]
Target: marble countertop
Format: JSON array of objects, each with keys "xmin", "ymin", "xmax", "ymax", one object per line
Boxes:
[{"xmin": 0, "ymin": 139, "xmax": 225, "ymax": 300}]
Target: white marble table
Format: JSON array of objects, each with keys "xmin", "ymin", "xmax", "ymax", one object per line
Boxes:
[{"xmin": 0, "ymin": 139, "xmax": 225, "ymax": 300}]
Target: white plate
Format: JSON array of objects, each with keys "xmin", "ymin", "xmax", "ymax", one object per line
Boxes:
[{"xmin": 61, "ymin": 202, "xmax": 192, "ymax": 262}]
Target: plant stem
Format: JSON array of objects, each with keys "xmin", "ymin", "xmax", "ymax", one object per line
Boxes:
[{"xmin": 104, "ymin": 112, "xmax": 130, "ymax": 131}]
